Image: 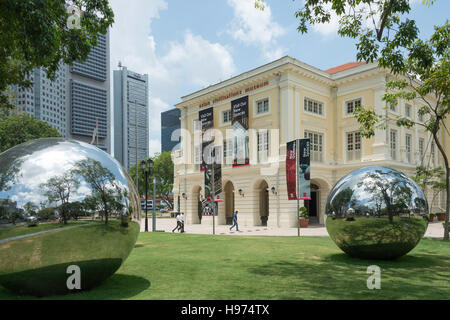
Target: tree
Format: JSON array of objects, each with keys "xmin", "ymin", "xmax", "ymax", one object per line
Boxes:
[
  {"xmin": 73, "ymin": 159, "xmax": 124, "ymax": 224},
  {"xmin": 0, "ymin": 205, "xmax": 8, "ymax": 221},
  {"xmin": 357, "ymin": 169, "xmax": 415, "ymax": 223},
  {"xmin": 262, "ymin": 0, "xmax": 449, "ymax": 240},
  {"xmin": 129, "ymin": 152, "xmax": 175, "ymax": 209},
  {"xmin": 23, "ymin": 202, "xmax": 38, "ymax": 216},
  {"xmin": 0, "ymin": 0, "xmax": 114, "ymax": 115},
  {"xmin": 414, "ymin": 166, "xmax": 446, "ymax": 213},
  {"xmin": 40, "ymin": 172, "xmax": 80, "ymax": 224},
  {"xmin": 0, "ymin": 113, "xmax": 61, "ymax": 153},
  {"xmin": 329, "ymin": 187, "xmax": 355, "ymax": 216},
  {"xmin": 153, "ymin": 152, "xmax": 175, "ymax": 209},
  {"xmin": 37, "ymin": 207, "xmax": 57, "ymax": 221}
]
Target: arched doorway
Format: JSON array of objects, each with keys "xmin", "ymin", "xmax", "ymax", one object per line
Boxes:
[
  {"xmin": 255, "ymin": 180, "xmax": 269, "ymax": 226},
  {"xmin": 303, "ymin": 179, "xmax": 330, "ymax": 225},
  {"xmin": 224, "ymin": 181, "xmax": 235, "ymax": 225},
  {"xmin": 304, "ymin": 183, "xmax": 320, "ymax": 224},
  {"xmin": 191, "ymin": 185, "xmax": 202, "ymax": 224}
]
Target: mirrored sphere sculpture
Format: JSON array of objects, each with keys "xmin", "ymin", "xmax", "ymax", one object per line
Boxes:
[
  {"xmin": 0, "ymin": 139, "xmax": 141, "ymax": 296},
  {"xmin": 326, "ymin": 166, "xmax": 428, "ymax": 260}
]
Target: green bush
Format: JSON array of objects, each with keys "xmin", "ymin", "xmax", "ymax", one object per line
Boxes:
[{"xmin": 299, "ymin": 207, "xmax": 309, "ymax": 219}]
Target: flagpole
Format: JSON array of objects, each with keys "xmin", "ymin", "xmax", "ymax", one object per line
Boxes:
[
  {"xmin": 96, "ymin": 118, "xmax": 98, "ymax": 148},
  {"xmin": 135, "ymin": 99, "xmax": 139, "ymax": 198}
]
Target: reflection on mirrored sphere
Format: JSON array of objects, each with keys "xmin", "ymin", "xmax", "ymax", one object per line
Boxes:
[
  {"xmin": 0, "ymin": 138, "xmax": 141, "ymax": 296},
  {"xmin": 326, "ymin": 166, "xmax": 428, "ymax": 260}
]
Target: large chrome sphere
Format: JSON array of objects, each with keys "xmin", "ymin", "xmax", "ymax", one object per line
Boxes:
[
  {"xmin": 326, "ymin": 166, "xmax": 428, "ymax": 260},
  {"xmin": 0, "ymin": 139, "xmax": 141, "ymax": 296}
]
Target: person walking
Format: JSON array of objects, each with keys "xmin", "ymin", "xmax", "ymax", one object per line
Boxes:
[
  {"xmin": 172, "ymin": 213, "xmax": 182, "ymax": 233},
  {"xmin": 180, "ymin": 212, "xmax": 185, "ymax": 233},
  {"xmin": 230, "ymin": 210, "xmax": 239, "ymax": 231}
]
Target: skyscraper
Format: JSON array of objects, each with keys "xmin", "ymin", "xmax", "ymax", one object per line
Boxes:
[
  {"xmin": 161, "ymin": 108, "xmax": 181, "ymax": 153},
  {"xmin": 11, "ymin": 63, "xmax": 68, "ymax": 138},
  {"xmin": 67, "ymin": 33, "xmax": 111, "ymax": 153},
  {"xmin": 113, "ymin": 66, "xmax": 149, "ymax": 170}
]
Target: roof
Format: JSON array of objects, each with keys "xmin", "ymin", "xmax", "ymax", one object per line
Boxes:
[{"xmin": 325, "ymin": 62, "xmax": 366, "ymax": 74}]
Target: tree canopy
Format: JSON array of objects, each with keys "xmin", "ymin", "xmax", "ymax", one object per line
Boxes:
[
  {"xmin": 0, "ymin": 113, "xmax": 61, "ymax": 153},
  {"xmin": 129, "ymin": 152, "xmax": 175, "ymax": 209}
]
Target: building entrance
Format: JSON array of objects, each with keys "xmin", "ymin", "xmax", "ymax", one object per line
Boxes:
[
  {"xmin": 305, "ymin": 190, "xmax": 318, "ymax": 224},
  {"xmin": 258, "ymin": 180, "xmax": 269, "ymax": 226},
  {"xmin": 224, "ymin": 181, "xmax": 235, "ymax": 225}
]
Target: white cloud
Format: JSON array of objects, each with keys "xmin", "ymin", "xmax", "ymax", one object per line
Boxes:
[
  {"xmin": 227, "ymin": 0, "xmax": 285, "ymax": 45},
  {"xmin": 162, "ymin": 31, "xmax": 236, "ymax": 87},
  {"xmin": 263, "ymin": 47, "xmax": 285, "ymax": 62},
  {"xmin": 227, "ymin": 0, "xmax": 286, "ymax": 61},
  {"xmin": 109, "ymin": 1, "xmax": 237, "ymax": 156}
]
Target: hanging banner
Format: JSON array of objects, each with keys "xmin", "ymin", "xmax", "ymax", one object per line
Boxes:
[
  {"xmin": 286, "ymin": 140, "xmax": 297, "ymax": 200},
  {"xmin": 232, "ymin": 96, "xmax": 249, "ymax": 167},
  {"xmin": 204, "ymin": 163, "xmax": 213, "ymax": 202},
  {"xmin": 203, "ymin": 147, "xmax": 222, "ymax": 216},
  {"xmin": 201, "ymin": 201, "xmax": 218, "ymax": 216},
  {"xmin": 298, "ymin": 139, "xmax": 311, "ymax": 200},
  {"xmin": 213, "ymin": 164, "xmax": 223, "ymax": 203},
  {"xmin": 203, "ymin": 164, "xmax": 220, "ymax": 216},
  {"xmin": 199, "ymin": 107, "xmax": 214, "ymax": 172}
]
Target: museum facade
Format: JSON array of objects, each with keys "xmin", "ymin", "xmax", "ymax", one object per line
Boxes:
[{"xmin": 172, "ymin": 56, "xmax": 448, "ymax": 227}]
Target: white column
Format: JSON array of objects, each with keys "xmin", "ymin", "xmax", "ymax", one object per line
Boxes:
[
  {"xmin": 280, "ymin": 79, "xmax": 290, "ymax": 144},
  {"xmin": 372, "ymin": 88, "xmax": 389, "ymax": 161},
  {"xmin": 295, "ymin": 88, "xmax": 301, "ymax": 139}
]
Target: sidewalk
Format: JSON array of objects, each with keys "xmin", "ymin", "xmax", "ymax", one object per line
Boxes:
[{"xmin": 141, "ymin": 218, "xmax": 445, "ymax": 238}]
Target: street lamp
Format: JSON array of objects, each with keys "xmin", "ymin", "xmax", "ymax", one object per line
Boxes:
[
  {"xmin": 149, "ymin": 158, "xmax": 156, "ymax": 232},
  {"xmin": 141, "ymin": 159, "xmax": 150, "ymax": 232}
]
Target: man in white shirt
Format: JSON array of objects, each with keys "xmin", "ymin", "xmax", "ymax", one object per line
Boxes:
[
  {"xmin": 172, "ymin": 213, "xmax": 182, "ymax": 233},
  {"xmin": 180, "ymin": 212, "xmax": 185, "ymax": 233}
]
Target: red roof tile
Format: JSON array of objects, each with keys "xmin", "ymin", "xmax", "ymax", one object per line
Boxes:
[{"xmin": 325, "ymin": 62, "xmax": 366, "ymax": 74}]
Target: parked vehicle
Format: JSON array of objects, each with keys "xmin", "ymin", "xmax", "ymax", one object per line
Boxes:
[{"xmin": 25, "ymin": 216, "xmax": 39, "ymax": 227}]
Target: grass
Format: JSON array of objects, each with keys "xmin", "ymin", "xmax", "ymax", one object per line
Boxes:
[
  {"xmin": 0, "ymin": 221, "xmax": 89, "ymax": 241},
  {"xmin": 0, "ymin": 233, "xmax": 449, "ymax": 300}
]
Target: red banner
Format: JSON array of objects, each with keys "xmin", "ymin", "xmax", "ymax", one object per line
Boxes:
[{"xmin": 286, "ymin": 141, "xmax": 297, "ymax": 200}]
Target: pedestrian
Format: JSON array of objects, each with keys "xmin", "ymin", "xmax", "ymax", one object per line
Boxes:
[
  {"xmin": 172, "ymin": 213, "xmax": 182, "ymax": 233},
  {"xmin": 230, "ymin": 210, "xmax": 239, "ymax": 231},
  {"xmin": 180, "ymin": 212, "xmax": 185, "ymax": 233}
]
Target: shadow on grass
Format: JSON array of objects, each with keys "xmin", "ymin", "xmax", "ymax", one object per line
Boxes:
[
  {"xmin": 0, "ymin": 274, "xmax": 151, "ymax": 300},
  {"xmin": 248, "ymin": 251, "xmax": 450, "ymax": 300}
]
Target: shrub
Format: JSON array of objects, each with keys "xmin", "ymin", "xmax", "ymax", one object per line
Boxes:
[{"xmin": 299, "ymin": 207, "xmax": 309, "ymax": 219}]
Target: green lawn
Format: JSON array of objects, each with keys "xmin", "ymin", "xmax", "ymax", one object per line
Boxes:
[
  {"xmin": 1, "ymin": 233, "xmax": 449, "ymax": 300},
  {"xmin": 0, "ymin": 221, "xmax": 88, "ymax": 241}
]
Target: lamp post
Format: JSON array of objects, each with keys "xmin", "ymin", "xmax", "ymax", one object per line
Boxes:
[
  {"xmin": 150, "ymin": 159, "xmax": 156, "ymax": 232},
  {"xmin": 141, "ymin": 159, "xmax": 149, "ymax": 232}
]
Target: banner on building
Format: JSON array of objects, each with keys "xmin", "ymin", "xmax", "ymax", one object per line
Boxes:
[
  {"xmin": 298, "ymin": 139, "xmax": 311, "ymax": 200},
  {"xmin": 286, "ymin": 140, "xmax": 297, "ymax": 200},
  {"xmin": 199, "ymin": 107, "xmax": 214, "ymax": 172},
  {"xmin": 203, "ymin": 146, "xmax": 222, "ymax": 216},
  {"xmin": 231, "ymin": 96, "xmax": 249, "ymax": 167},
  {"xmin": 201, "ymin": 201, "xmax": 218, "ymax": 217}
]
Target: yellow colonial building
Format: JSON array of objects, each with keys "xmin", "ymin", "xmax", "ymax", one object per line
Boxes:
[{"xmin": 172, "ymin": 56, "xmax": 448, "ymax": 228}]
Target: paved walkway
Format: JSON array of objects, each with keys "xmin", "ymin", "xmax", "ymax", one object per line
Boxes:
[{"xmin": 141, "ymin": 218, "xmax": 445, "ymax": 238}]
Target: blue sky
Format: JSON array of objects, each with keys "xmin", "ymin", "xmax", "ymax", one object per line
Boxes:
[{"xmin": 108, "ymin": 0, "xmax": 449, "ymax": 156}]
